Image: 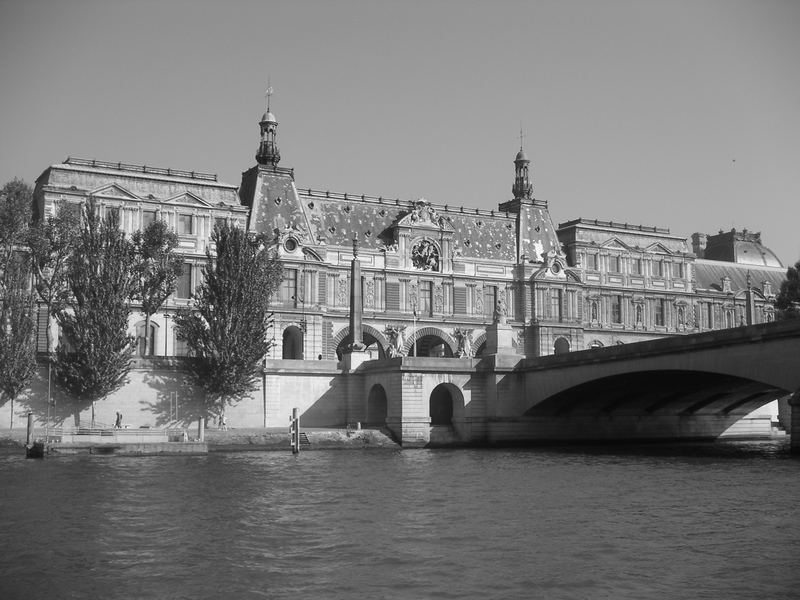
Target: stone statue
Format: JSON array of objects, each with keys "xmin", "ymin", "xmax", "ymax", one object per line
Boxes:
[
  {"xmin": 385, "ymin": 324, "xmax": 406, "ymax": 358},
  {"xmin": 493, "ymin": 291, "xmax": 507, "ymax": 325},
  {"xmin": 454, "ymin": 328, "xmax": 473, "ymax": 358}
]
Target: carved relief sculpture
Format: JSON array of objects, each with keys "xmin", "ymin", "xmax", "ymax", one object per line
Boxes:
[{"xmin": 411, "ymin": 239, "xmax": 440, "ymax": 271}]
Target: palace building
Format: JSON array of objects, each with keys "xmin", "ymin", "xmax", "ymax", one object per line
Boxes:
[
  {"xmin": 23, "ymin": 102, "xmax": 791, "ymax": 440},
  {"xmin": 33, "ymin": 105, "xmax": 786, "ymax": 362}
]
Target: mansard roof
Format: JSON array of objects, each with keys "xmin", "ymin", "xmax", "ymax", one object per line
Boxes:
[
  {"xmin": 297, "ymin": 189, "xmax": 517, "ymax": 261},
  {"xmin": 693, "ymin": 259, "xmax": 786, "ymax": 295}
]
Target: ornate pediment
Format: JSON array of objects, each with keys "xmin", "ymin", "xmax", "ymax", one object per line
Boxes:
[
  {"xmin": 89, "ymin": 183, "xmax": 140, "ymax": 200},
  {"xmin": 600, "ymin": 237, "xmax": 634, "ymax": 251},
  {"xmin": 393, "ymin": 199, "xmax": 455, "ymax": 232},
  {"xmin": 163, "ymin": 191, "xmax": 212, "ymax": 207},
  {"xmin": 645, "ymin": 242, "xmax": 674, "ymax": 255}
]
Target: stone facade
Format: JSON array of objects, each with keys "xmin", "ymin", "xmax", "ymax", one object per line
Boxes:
[{"xmin": 9, "ymin": 106, "xmax": 790, "ymax": 441}]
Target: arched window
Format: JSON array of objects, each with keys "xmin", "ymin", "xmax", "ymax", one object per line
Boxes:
[
  {"xmin": 135, "ymin": 321, "xmax": 158, "ymax": 356},
  {"xmin": 282, "ymin": 326, "xmax": 304, "ymax": 360}
]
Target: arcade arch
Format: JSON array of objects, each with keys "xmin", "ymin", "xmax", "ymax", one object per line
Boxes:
[{"xmin": 282, "ymin": 325, "xmax": 304, "ymax": 359}]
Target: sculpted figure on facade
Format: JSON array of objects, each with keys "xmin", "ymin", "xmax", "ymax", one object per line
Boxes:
[
  {"xmin": 493, "ymin": 289, "xmax": 508, "ymax": 324},
  {"xmin": 434, "ymin": 283, "xmax": 444, "ymax": 313},
  {"xmin": 454, "ymin": 328, "xmax": 473, "ymax": 358},
  {"xmin": 384, "ymin": 324, "xmax": 406, "ymax": 357}
]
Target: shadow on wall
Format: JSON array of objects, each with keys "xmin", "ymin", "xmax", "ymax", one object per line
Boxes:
[
  {"xmin": 291, "ymin": 374, "xmax": 350, "ymax": 427},
  {"xmin": 141, "ymin": 369, "xmax": 205, "ymax": 428},
  {"xmin": 13, "ymin": 365, "xmax": 83, "ymax": 428}
]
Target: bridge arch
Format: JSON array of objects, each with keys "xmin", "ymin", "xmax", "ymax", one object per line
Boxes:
[
  {"xmin": 429, "ymin": 382, "xmax": 465, "ymax": 426},
  {"xmin": 518, "ymin": 322, "xmax": 800, "ymax": 440},
  {"xmin": 403, "ymin": 327, "xmax": 457, "ymax": 357},
  {"xmin": 366, "ymin": 384, "xmax": 388, "ymax": 426}
]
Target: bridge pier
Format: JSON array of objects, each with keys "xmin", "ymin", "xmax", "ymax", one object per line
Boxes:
[{"xmin": 789, "ymin": 391, "xmax": 800, "ymax": 455}]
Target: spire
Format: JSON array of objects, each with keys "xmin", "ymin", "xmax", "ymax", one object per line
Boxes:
[
  {"xmin": 256, "ymin": 84, "xmax": 281, "ymax": 166},
  {"xmin": 512, "ymin": 129, "xmax": 533, "ymax": 200}
]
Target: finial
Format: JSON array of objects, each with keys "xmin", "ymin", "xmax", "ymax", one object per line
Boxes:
[
  {"xmin": 265, "ymin": 78, "xmax": 273, "ymax": 113},
  {"xmin": 352, "ymin": 236, "xmax": 359, "ymax": 258},
  {"xmin": 519, "ymin": 124, "xmax": 525, "ymax": 151}
]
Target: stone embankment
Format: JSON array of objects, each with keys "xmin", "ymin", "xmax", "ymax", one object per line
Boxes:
[{"xmin": 0, "ymin": 427, "xmax": 399, "ymax": 452}]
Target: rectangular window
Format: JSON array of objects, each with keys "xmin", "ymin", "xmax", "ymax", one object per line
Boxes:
[
  {"xmin": 707, "ymin": 303, "xmax": 714, "ymax": 329},
  {"xmin": 177, "ymin": 214, "xmax": 193, "ymax": 235},
  {"xmin": 280, "ymin": 269, "xmax": 298, "ymax": 306},
  {"xmin": 611, "ymin": 295, "xmax": 622, "ymax": 324},
  {"xmin": 385, "ymin": 281, "xmax": 400, "ymax": 311},
  {"xmin": 633, "ymin": 258, "xmax": 642, "ymax": 275},
  {"xmin": 175, "ymin": 268, "xmax": 192, "ymax": 299},
  {"xmin": 610, "ymin": 256, "xmax": 621, "ymax": 273},
  {"xmin": 483, "ymin": 285, "xmax": 497, "ymax": 317},
  {"xmin": 589, "ymin": 254, "xmax": 599, "ymax": 270},
  {"xmin": 550, "ymin": 288, "xmax": 563, "ymax": 322},
  {"xmin": 655, "ymin": 299, "xmax": 665, "ymax": 326},
  {"xmin": 672, "ymin": 262, "xmax": 683, "ymax": 278},
  {"xmin": 654, "ymin": 260, "xmax": 664, "ymax": 277},
  {"xmin": 142, "ymin": 210, "xmax": 157, "ymax": 229},
  {"xmin": 419, "ymin": 281, "xmax": 433, "ymax": 317}
]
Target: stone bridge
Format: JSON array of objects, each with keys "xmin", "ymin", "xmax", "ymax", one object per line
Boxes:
[{"xmin": 343, "ymin": 319, "xmax": 800, "ymax": 448}]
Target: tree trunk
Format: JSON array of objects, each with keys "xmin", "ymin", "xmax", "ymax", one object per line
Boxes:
[
  {"xmin": 143, "ymin": 312, "xmax": 152, "ymax": 356},
  {"xmin": 9, "ymin": 397, "xmax": 13, "ymax": 430}
]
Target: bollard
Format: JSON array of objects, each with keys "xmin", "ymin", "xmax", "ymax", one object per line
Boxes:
[
  {"xmin": 26, "ymin": 412, "xmax": 34, "ymax": 447},
  {"xmin": 289, "ymin": 407, "xmax": 300, "ymax": 454}
]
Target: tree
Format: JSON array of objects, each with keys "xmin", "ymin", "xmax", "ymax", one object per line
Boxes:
[
  {"xmin": 775, "ymin": 260, "xmax": 800, "ymax": 318},
  {"xmin": 0, "ymin": 179, "xmax": 33, "ymax": 291},
  {"xmin": 174, "ymin": 223, "xmax": 282, "ymax": 422},
  {"xmin": 54, "ymin": 198, "xmax": 136, "ymax": 425},
  {"xmin": 131, "ymin": 219, "xmax": 183, "ymax": 356},
  {"xmin": 0, "ymin": 265, "xmax": 37, "ymax": 429},
  {"xmin": 0, "ymin": 179, "xmax": 37, "ymax": 428},
  {"xmin": 28, "ymin": 202, "xmax": 81, "ymax": 422}
]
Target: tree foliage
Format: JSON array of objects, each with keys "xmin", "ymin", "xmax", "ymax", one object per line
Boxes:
[
  {"xmin": 0, "ymin": 179, "xmax": 37, "ymax": 426},
  {"xmin": 775, "ymin": 260, "xmax": 800, "ymax": 318},
  {"xmin": 54, "ymin": 198, "xmax": 136, "ymax": 413},
  {"xmin": 28, "ymin": 202, "xmax": 81, "ymax": 353},
  {"xmin": 174, "ymin": 223, "xmax": 282, "ymax": 417},
  {"xmin": 0, "ymin": 267, "xmax": 38, "ymax": 426},
  {"xmin": 132, "ymin": 219, "xmax": 183, "ymax": 355}
]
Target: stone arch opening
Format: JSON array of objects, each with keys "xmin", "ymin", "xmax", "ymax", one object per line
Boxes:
[
  {"xmin": 554, "ymin": 337, "xmax": 570, "ymax": 355},
  {"xmin": 282, "ymin": 325, "xmax": 304, "ymax": 359},
  {"xmin": 367, "ymin": 384, "xmax": 388, "ymax": 426},
  {"xmin": 403, "ymin": 327, "xmax": 457, "ymax": 357},
  {"xmin": 335, "ymin": 332, "xmax": 385, "ymax": 360},
  {"xmin": 135, "ymin": 320, "xmax": 159, "ymax": 356},
  {"xmin": 332, "ymin": 325, "xmax": 389, "ymax": 360},
  {"xmin": 430, "ymin": 384, "xmax": 456, "ymax": 426}
]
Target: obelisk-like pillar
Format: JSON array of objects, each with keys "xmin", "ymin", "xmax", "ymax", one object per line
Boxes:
[
  {"xmin": 349, "ymin": 237, "xmax": 365, "ymax": 352},
  {"xmin": 342, "ymin": 237, "xmax": 367, "ymax": 373}
]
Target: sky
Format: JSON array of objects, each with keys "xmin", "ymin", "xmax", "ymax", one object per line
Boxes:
[{"xmin": 1, "ymin": 0, "xmax": 798, "ymax": 266}]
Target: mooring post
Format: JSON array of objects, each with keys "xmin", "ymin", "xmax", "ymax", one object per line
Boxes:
[
  {"xmin": 26, "ymin": 412, "xmax": 34, "ymax": 447},
  {"xmin": 290, "ymin": 407, "xmax": 300, "ymax": 454}
]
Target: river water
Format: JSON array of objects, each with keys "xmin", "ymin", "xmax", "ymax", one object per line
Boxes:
[{"xmin": 1, "ymin": 441, "xmax": 799, "ymax": 600}]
